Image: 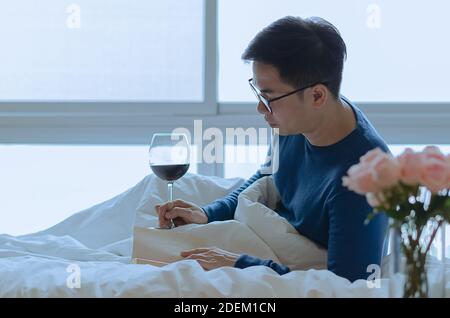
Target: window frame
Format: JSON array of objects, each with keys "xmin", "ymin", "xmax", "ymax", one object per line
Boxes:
[{"xmin": 0, "ymin": 0, "xmax": 217, "ymax": 118}]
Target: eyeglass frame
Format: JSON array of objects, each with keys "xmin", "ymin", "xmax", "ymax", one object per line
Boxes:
[{"xmin": 248, "ymin": 78, "xmax": 330, "ymax": 113}]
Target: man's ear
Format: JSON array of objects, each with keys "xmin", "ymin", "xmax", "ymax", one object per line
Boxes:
[{"xmin": 311, "ymin": 84, "xmax": 328, "ymax": 108}]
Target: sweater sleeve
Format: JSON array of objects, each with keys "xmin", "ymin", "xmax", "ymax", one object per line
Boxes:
[
  {"xmin": 327, "ymin": 190, "xmax": 388, "ymax": 282},
  {"xmin": 201, "ymin": 142, "xmax": 274, "ymax": 222},
  {"xmin": 202, "ymin": 171, "xmax": 264, "ymax": 222},
  {"xmin": 234, "ymin": 254, "xmax": 290, "ymax": 275}
]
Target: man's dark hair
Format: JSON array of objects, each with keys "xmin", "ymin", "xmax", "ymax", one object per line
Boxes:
[{"xmin": 242, "ymin": 16, "xmax": 347, "ymax": 99}]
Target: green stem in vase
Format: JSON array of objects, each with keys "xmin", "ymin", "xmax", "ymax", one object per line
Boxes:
[{"xmin": 401, "ymin": 235, "xmax": 428, "ymax": 298}]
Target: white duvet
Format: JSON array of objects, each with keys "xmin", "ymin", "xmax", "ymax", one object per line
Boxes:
[{"xmin": 0, "ymin": 173, "xmax": 448, "ymax": 297}]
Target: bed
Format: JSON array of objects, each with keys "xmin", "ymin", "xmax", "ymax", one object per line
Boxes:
[{"xmin": 0, "ymin": 174, "xmax": 447, "ymax": 297}]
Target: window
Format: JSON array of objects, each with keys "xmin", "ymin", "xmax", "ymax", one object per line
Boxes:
[
  {"xmin": 0, "ymin": 144, "xmax": 197, "ymax": 235},
  {"xmin": 2, "ymin": 0, "xmax": 448, "ymax": 146},
  {"xmin": 0, "ymin": 0, "xmax": 204, "ymax": 101},
  {"xmin": 224, "ymin": 144, "xmax": 269, "ymax": 179},
  {"xmin": 224, "ymin": 144, "xmax": 450, "ymax": 179},
  {"xmin": 219, "ymin": 0, "xmax": 450, "ymax": 102}
]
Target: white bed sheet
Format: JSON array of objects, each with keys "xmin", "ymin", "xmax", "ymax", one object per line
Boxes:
[{"xmin": 0, "ymin": 173, "xmax": 448, "ymax": 297}]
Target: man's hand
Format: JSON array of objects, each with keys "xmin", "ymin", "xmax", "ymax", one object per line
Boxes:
[
  {"xmin": 180, "ymin": 247, "xmax": 241, "ymax": 271},
  {"xmin": 155, "ymin": 199, "xmax": 208, "ymax": 228}
]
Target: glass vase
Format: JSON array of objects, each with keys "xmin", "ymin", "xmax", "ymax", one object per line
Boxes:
[{"xmin": 391, "ymin": 220, "xmax": 447, "ymax": 298}]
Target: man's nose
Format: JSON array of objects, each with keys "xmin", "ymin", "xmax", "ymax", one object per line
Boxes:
[{"xmin": 257, "ymin": 101, "xmax": 270, "ymax": 115}]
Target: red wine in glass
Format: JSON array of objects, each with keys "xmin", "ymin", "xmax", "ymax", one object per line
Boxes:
[
  {"xmin": 150, "ymin": 164, "xmax": 190, "ymax": 182},
  {"xmin": 149, "ymin": 133, "xmax": 190, "ymax": 229}
]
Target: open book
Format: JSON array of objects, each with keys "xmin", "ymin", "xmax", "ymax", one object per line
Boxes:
[
  {"xmin": 131, "ymin": 225, "xmax": 209, "ymax": 267},
  {"xmin": 131, "ymin": 220, "xmax": 282, "ymax": 268}
]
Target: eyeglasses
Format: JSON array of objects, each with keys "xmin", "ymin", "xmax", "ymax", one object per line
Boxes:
[{"xmin": 248, "ymin": 78, "xmax": 329, "ymax": 113}]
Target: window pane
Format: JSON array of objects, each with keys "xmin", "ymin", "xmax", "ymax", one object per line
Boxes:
[
  {"xmin": 219, "ymin": 0, "xmax": 450, "ymax": 103},
  {"xmin": 224, "ymin": 144, "xmax": 269, "ymax": 179},
  {"xmin": 388, "ymin": 144, "xmax": 450, "ymax": 156},
  {"xmin": 224, "ymin": 144, "xmax": 450, "ymax": 179},
  {"xmin": 0, "ymin": 145, "xmax": 197, "ymax": 236},
  {"xmin": 0, "ymin": 0, "xmax": 204, "ymax": 101}
]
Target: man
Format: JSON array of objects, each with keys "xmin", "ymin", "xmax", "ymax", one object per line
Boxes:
[{"xmin": 157, "ymin": 16, "xmax": 388, "ymax": 282}]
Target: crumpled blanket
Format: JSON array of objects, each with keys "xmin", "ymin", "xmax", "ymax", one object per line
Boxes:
[{"xmin": 0, "ymin": 174, "xmax": 447, "ymax": 297}]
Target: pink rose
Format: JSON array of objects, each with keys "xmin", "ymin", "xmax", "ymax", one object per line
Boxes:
[
  {"xmin": 397, "ymin": 148, "xmax": 423, "ymax": 185},
  {"xmin": 447, "ymin": 154, "xmax": 450, "ymax": 187},
  {"xmin": 419, "ymin": 146, "xmax": 449, "ymax": 193},
  {"xmin": 343, "ymin": 147, "xmax": 398, "ymax": 194},
  {"xmin": 370, "ymin": 152, "xmax": 400, "ymax": 188},
  {"xmin": 360, "ymin": 147, "xmax": 385, "ymax": 165},
  {"xmin": 342, "ymin": 163, "xmax": 380, "ymax": 195},
  {"xmin": 422, "ymin": 145, "xmax": 443, "ymax": 158},
  {"xmin": 366, "ymin": 192, "xmax": 382, "ymax": 208}
]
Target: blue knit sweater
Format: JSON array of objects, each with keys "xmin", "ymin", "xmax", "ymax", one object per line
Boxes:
[{"xmin": 202, "ymin": 97, "xmax": 389, "ymax": 282}]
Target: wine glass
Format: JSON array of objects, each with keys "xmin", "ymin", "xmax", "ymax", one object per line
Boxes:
[{"xmin": 149, "ymin": 133, "xmax": 190, "ymax": 229}]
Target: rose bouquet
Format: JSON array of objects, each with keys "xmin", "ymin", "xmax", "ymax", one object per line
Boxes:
[{"xmin": 342, "ymin": 146, "xmax": 450, "ymax": 298}]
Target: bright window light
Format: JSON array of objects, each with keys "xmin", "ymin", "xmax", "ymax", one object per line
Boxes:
[
  {"xmin": 219, "ymin": 0, "xmax": 450, "ymax": 103},
  {"xmin": 0, "ymin": 145, "xmax": 197, "ymax": 236},
  {"xmin": 0, "ymin": 0, "xmax": 204, "ymax": 101},
  {"xmin": 224, "ymin": 144, "xmax": 269, "ymax": 179}
]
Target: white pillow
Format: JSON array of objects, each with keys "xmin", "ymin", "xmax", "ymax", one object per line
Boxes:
[{"xmin": 234, "ymin": 176, "xmax": 328, "ymax": 270}]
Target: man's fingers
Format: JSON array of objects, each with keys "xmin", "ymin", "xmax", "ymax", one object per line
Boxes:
[
  {"xmin": 186, "ymin": 257, "xmax": 217, "ymax": 271},
  {"xmin": 184, "ymin": 253, "xmax": 207, "ymax": 261},
  {"xmin": 181, "ymin": 248, "xmax": 212, "ymax": 257},
  {"xmin": 158, "ymin": 207, "xmax": 185, "ymax": 228},
  {"xmin": 158, "ymin": 199, "xmax": 191, "ymax": 213},
  {"xmin": 184, "ymin": 253, "xmax": 215, "ymax": 262},
  {"xmin": 173, "ymin": 199, "xmax": 195, "ymax": 208},
  {"xmin": 157, "ymin": 207, "xmax": 172, "ymax": 228},
  {"xmin": 166, "ymin": 207, "xmax": 189, "ymax": 220},
  {"xmin": 156, "ymin": 204, "xmax": 168, "ymax": 227},
  {"xmin": 158, "ymin": 217, "xmax": 170, "ymax": 228},
  {"xmin": 158, "ymin": 201, "xmax": 174, "ymax": 214},
  {"xmin": 157, "ymin": 200, "xmax": 195, "ymax": 228},
  {"xmin": 157, "ymin": 203, "xmax": 175, "ymax": 222}
]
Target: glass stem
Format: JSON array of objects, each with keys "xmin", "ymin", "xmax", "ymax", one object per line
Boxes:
[
  {"xmin": 168, "ymin": 181, "xmax": 175, "ymax": 228},
  {"xmin": 168, "ymin": 181, "xmax": 174, "ymax": 202}
]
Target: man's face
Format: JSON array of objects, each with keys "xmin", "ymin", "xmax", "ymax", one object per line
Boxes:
[{"xmin": 252, "ymin": 62, "xmax": 317, "ymax": 136}]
